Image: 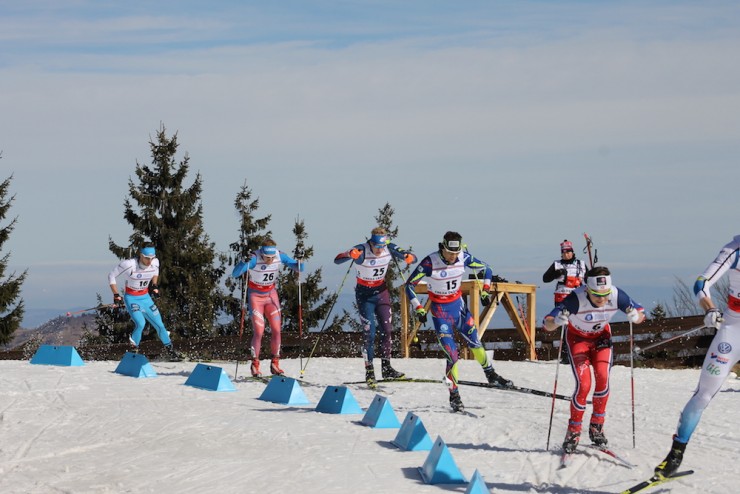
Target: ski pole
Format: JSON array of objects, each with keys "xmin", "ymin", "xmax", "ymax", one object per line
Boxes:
[
  {"xmin": 65, "ymin": 303, "xmax": 117, "ymax": 316},
  {"xmin": 298, "ymin": 257, "xmax": 303, "ymax": 372},
  {"xmin": 300, "ymin": 259, "xmax": 354, "ymax": 377},
  {"xmin": 634, "ymin": 324, "xmax": 707, "ymax": 354},
  {"xmin": 234, "ymin": 272, "xmax": 248, "ymax": 379},
  {"xmin": 546, "ymin": 319, "xmax": 568, "ymax": 450},
  {"xmin": 629, "ymin": 319, "xmax": 636, "ymax": 449},
  {"xmin": 583, "ymin": 233, "xmax": 597, "ymax": 269}
]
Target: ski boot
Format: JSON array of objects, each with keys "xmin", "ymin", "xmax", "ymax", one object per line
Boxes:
[
  {"xmin": 163, "ymin": 344, "xmax": 184, "ymax": 362},
  {"xmin": 381, "ymin": 359, "xmax": 405, "ymax": 380},
  {"xmin": 250, "ymin": 359, "xmax": 262, "ymax": 377},
  {"xmin": 562, "ymin": 428, "xmax": 581, "ymax": 454},
  {"xmin": 654, "ymin": 438, "xmax": 687, "ymax": 478},
  {"xmin": 365, "ymin": 364, "xmax": 377, "ymax": 388},
  {"xmin": 484, "ymin": 366, "xmax": 514, "ymax": 388},
  {"xmin": 589, "ymin": 422, "xmax": 608, "ymax": 447},
  {"xmin": 270, "ymin": 356, "xmax": 285, "ymax": 376},
  {"xmin": 449, "ymin": 388, "xmax": 465, "ymax": 413}
]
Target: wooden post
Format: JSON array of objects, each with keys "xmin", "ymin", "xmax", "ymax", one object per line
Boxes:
[{"xmin": 399, "ymin": 280, "xmax": 537, "ymax": 360}]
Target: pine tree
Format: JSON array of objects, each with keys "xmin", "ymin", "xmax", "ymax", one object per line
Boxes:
[
  {"xmin": 278, "ymin": 217, "xmax": 346, "ymax": 335},
  {"xmin": 0, "ymin": 171, "xmax": 27, "ymax": 345},
  {"xmin": 650, "ymin": 303, "xmax": 667, "ymax": 321},
  {"xmin": 219, "ymin": 180, "xmax": 272, "ymax": 336},
  {"xmin": 107, "ymin": 125, "xmax": 222, "ymax": 340}
]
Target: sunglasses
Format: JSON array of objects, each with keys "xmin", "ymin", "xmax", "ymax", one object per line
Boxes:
[{"xmin": 588, "ymin": 288, "xmax": 611, "ymax": 298}]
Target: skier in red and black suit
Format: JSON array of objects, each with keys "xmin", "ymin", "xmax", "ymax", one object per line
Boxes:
[
  {"xmin": 543, "ymin": 266, "xmax": 645, "ymax": 454},
  {"xmin": 542, "ymin": 240, "xmax": 587, "ymax": 304},
  {"xmin": 543, "ymin": 239, "xmax": 587, "ymax": 364}
]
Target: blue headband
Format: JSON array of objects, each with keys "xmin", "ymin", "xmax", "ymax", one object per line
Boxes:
[
  {"xmin": 141, "ymin": 247, "xmax": 156, "ymax": 257},
  {"xmin": 260, "ymin": 245, "xmax": 278, "ymax": 256},
  {"xmin": 370, "ymin": 234, "xmax": 387, "ymax": 246}
]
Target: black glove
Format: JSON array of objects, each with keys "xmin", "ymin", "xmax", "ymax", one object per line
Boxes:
[
  {"xmin": 113, "ymin": 293, "xmax": 124, "ymax": 307},
  {"xmin": 415, "ymin": 307, "xmax": 428, "ymax": 324},
  {"xmin": 480, "ymin": 284, "xmax": 492, "ymax": 306},
  {"xmin": 149, "ymin": 283, "xmax": 160, "ymax": 298},
  {"xmin": 558, "ymin": 268, "xmax": 568, "ymax": 277}
]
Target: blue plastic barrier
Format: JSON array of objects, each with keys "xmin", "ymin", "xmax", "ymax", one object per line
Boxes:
[
  {"xmin": 392, "ymin": 412, "xmax": 433, "ymax": 451},
  {"xmin": 30, "ymin": 345, "xmax": 84, "ymax": 367},
  {"xmin": 418, "ymin": 435, "xmax": 466, "ymax": 485},
  {"xmin": 184, "ymin": 363, "xmax": 236, "ymax": 392},
  {"xmin": 315, "ymin": 386, "xmax": 363, "ymax": 414},
  {"xmin": 258, "ymin": 377, "xmax": 311, "ymax": 405},
  {"xmin": 115, "ymin": 352, "xmax": 157, "ymax": 378},
  {"xmin": 360, "ymin": 394, "xmax": 401, "ymax": 428}
]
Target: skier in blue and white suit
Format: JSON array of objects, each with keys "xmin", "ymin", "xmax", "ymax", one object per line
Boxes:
[
  {"xmin": 108, "ymin": 245, "xmax": 181, "ymax": 359},
  {"xmin": 405, "ymin": 231, "xmax": 512, "ymax": 413},
  {"xmin": 655, "ymin": 234, "xmax": 740, "ymax": 478}
]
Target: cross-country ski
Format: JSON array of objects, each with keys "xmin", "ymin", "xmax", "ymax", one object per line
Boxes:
[{"xmin": 619, "ymin": 470, "xmax": 695, "ymax": 494}]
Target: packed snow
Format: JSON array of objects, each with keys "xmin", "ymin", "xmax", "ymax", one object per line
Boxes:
[{"xmin": 1, "ymin": 355, "xmax": 737, "ymax": 493}]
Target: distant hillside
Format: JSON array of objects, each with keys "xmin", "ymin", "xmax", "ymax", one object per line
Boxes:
[
  {"xmin": 21, "ymin": 308, "xmax": 70, "ymax": 329},
  {"xmin": 7, "ymin": 313, "xmax": 97, "ymax": 350}
]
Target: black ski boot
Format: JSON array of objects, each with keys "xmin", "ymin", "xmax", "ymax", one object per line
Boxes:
[
  {"xmin": 449, "ymin": 389, "xmax": 465, "ymax": 413},
  {"xmin": 484, "ymin": 366, "xmax": 513, "ymax": 388},
  {"xmin": 381, "ymin": 359, "xmax": 405, "ymax": 379},
  {"xmin": 365, "ymin": 364, "xmax": 377, "ymax": 387},
  {"xmin": 163, "ymin": 344, "xmax": 184, "ymax": 362},
  {"xmin": 654, "ymin": 438, "xmax": 687, "ymax": 478},
  {"xmin": 588, "ymin": 423, "xmax": 608, "ymax": 447},
  {"xmin": 562, "ymin": 429, "xmax": 580, "ymax": 454}
]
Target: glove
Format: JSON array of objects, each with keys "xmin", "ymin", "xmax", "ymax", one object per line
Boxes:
[
  {"xmin": 149, "ymin": 283, "xmax": 160, "ymax": 298},
  {"xmin": 349, "ymin": 248, "xmax": 362, "ymax": 260},
  {"xmin": 626, "ymin": 307, "xmax": 641, "ymax": 323},
  {"xmin": 704, "ymin": 308, "xmax": 723, "ymax": 329},
  {"xmin": 554, "ymin": 310, "xmax": 569, "ymax": 326},
  {"xmin": 557, "ymin": 268, "xmax": 568, "ymax": 278},
  {"xmin": 113, "ymin": 293, "xmax": 124, "ymax": 307},
  {"xmin": 404, "ymin": 253, "xmax": 415, "ymax": 265},
  {"xmin": 480, "ymin": 284, "xmax": 492, "ymax": 306},
  {"xmin": 415, "ymin": 307, "xmax": 427, "ymax": 324}
]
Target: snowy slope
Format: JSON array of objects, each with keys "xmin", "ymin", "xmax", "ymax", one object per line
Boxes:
[{"xmin": 1, "ymin": 357, "xmax": 737, "ymax": 493}]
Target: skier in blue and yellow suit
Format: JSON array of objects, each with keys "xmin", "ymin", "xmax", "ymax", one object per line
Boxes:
[{"xmin": 405, "ymin": 231, "xmax": 513, "ymax": 413}]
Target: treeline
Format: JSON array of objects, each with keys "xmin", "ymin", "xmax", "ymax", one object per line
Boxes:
[
  {"xmin": 86, "ymin": 124, "xmax": 349, "ymax": 345},
  {"xmin": 0, "ymin": 127, "xmax": 414, "ymax": 347}
]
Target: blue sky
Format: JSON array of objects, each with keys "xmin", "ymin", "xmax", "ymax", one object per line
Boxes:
[{"xmin": 2, "ymin": 1, "xmax": 739, "ymax": 326}]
